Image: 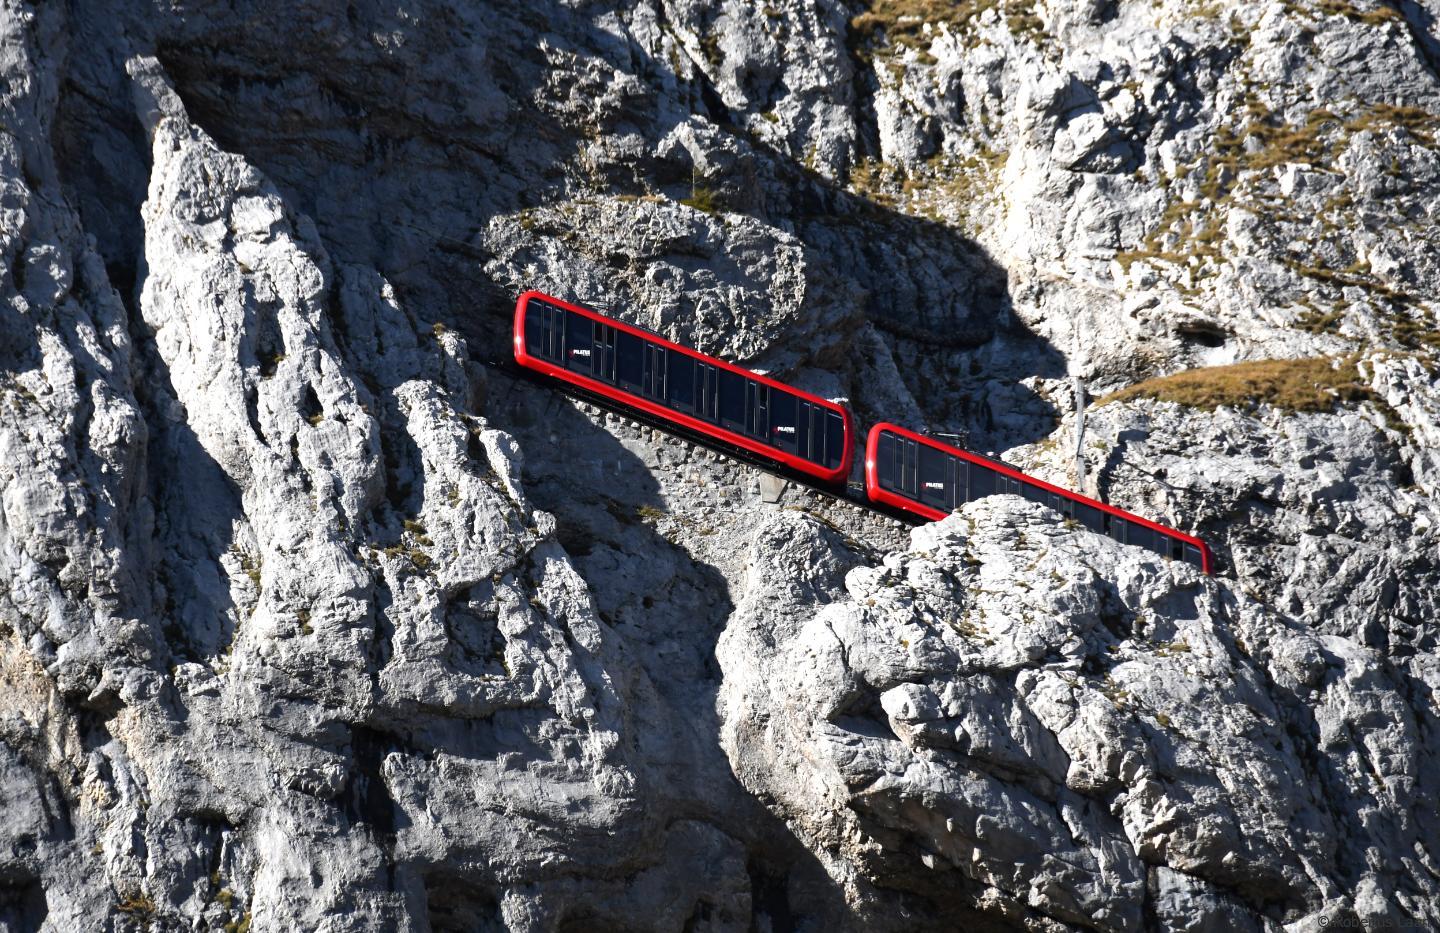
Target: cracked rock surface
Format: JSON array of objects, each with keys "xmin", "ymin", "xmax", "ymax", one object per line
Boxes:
[{"xmin": 1, "ymin": 0, "xmax": 1437, "ymax": 930}]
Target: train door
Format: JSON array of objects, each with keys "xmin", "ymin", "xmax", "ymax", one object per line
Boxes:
[
  {"xmin": 795, "ymin": 402, "xmax": 834, "ymax": 468},
  {"xmin": 953, "ymin": 457, "xmax": 970, "ymax": 505},
  {"xmin": 642, "ymin": 343, "xmax": 666, "ymax": 399},
  {"xmin": 797, "ymin": 402, "xmax": 816, "ymax": 462},
  {"xmin": 1106, "ymin": 515, "xmax": 1127, "ymax": 544},
  {"xmin": 695, "ymin": 362, "xmax": 719, "ymax": 421},
  {"xmin": 592, "ymin": 324, "xmax": 617, "ymax": 382},
  {"xmin": 946, "ymin": 455, "xmax": 961, "ymax": 510},
  {"xmin": 745, "ymin": 381, "xmax": 770, "ymax": 439}
]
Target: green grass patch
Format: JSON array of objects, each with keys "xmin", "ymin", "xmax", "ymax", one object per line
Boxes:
[{"xmin": 679, "ymin": 185, "xmax": 723, "ymax": 215}]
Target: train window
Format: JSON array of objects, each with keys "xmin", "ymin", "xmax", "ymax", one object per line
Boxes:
[
  {"xmin": 1183, "ymin": 544, "xmax": 1202, "ymax": 568},
  {"xmin": 1108, "ymin": 517, "xmax": 1127, "ymax": 544},
  {"xmin": 564, "ymin": 312, "xmax": 593, "ymax": 373},
  {"xmin": 524, "ymin": 301, "xmax": 544, "ymax": 359},
  {"xmin": 876, "ymin": 431, "xmax": 897, "ymax": 490},
  {"xmin": 1127, "ymin": 525, "xmax": 1154, "ymax": 552},
  {"xmin": 615, "ymin": 330, "xmax": 643, "ymax": 389},
  {"xmin": 642, "ymin": 343, "xmax": 665, "ymax": 398},
  {"xmin": 824, "ymin": 411, "xmax": 844, "ymax": 469},
  {"xmin": 770, "ymin": 391, "xmax": 798, "ymax": 453},
  {"xmin": 525, "ymin": 300, "xmax": 561, "ymax": 362},
  {"xmin": 1022, "ymin": 482, "xmax": 1047, "ymax": 505},
  {"xmin": 667, "ymin": 352, "xmax": 695, "ymax": 412},
  {"xmin": 918, "ymin": 444, "xmax": 948, "ymax": 510},
  {"xmin": 718, "ymin": 370, "xmax": 745, "ymax": 430},
  {"xmin": 973, "ymin": 460, "xmax": 996, "ymax": 498},
  {"xmin": 1074, "ymin": 503, "xmax": 1106, "ymax": 532}
]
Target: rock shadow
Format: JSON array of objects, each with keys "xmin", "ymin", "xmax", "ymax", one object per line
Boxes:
[
  {"xmin": 50, "ymin": 22, "xmax": 253, "ymax": 678},
  {"xmin": 105, "ymin": 0, "xmax": 1061, "ymax": 921},
  {"xmin": 139, "ymin": 0, "xmax": 1064, "ymax": 453},
  {"xmin": 493, "ymin": 369, "xmax": 848, "ymax": 926}
]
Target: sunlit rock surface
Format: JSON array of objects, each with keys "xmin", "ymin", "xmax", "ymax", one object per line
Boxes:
[{"xmin": 1, "ymin": 0, "xmax": 1437, "ymax": 929}]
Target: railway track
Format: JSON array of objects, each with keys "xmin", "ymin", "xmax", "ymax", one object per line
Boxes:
[{"xmin": 484, "ymin": 358, "xmax": 924, "ymax": 528}]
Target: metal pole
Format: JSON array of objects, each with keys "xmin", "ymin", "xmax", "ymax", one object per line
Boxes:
[{"xmin": 1073, "ymin": 376, "xmax": 1087, "ymax": 495}]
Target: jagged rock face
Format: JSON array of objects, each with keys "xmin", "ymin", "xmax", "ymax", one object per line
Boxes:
[
  {"xmin": 0, "ymin": 1, "xmax": 1437, "ymax": 931},
  {"xmin": 720, "ymin": 502, "xmax": 1440, "ymax": 930}
]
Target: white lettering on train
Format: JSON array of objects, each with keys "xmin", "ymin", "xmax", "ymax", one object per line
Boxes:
[
  {"xmin": 924, "ymin": 482, "xmax": 945, "ymax": 490},
  {"xmin": 571, "ymin": 349, "xmax": 591, "ymax": 357},
  {"xmin": 774, "ymin": 426, "xmax": 795, "ymax": 434}
]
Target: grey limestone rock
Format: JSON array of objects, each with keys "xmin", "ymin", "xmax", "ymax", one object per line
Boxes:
[{"xmin": 0, "ymin": 0, "xmax": 1438, "ymax": 930}]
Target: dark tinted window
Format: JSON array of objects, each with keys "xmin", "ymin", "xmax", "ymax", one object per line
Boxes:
[
  {"xmin": 918, "ymin": 444, "xmax": 949, "ymax": 509},
  {"xmin": 1075, "ymin": 502, "xmax": 1106, "ymax": 532},
  {"xmin": 876, "ymin": 432, "xmax": 897, "ymax": 490},
  {"xmin": 565, "ymin": 312, "xmax": 593, "ymax": 374},
  {"xmin": 770, "ymin": 391, "xmax": 798, "ymax": 454},
  {"xmin": 969, "ymin": 462, "xmax": 995, "ymax": 499},
  {"xmin": 1128, "ymin": 524, "xmax": 1154, "ymax": 552},
  {"xmin": 525, "ymin": 300, "xmax": 564, "ymax": 361},
  {"xmin": 718, "ymin": 370, "xmax": 745, "ymax": 429},
  {"xmin": 616, "ymin": 331, "xmax": 643, "ymax": 389},
  {"xmin": 667, "ymin": 352, "xmax": 695, "ymax": 411},
  {"xmin": 524, "ymin": 302, "xmax": 544, "ymax": 358},
  {"xmin": 825, "ymin": 412, "xmax": 845, "ymax": 469},
  {"xmin": 1183, "ymin": 544, "xmax": 1203, "ymax": 568}
]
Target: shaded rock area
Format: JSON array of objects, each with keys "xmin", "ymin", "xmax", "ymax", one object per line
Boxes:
[{"xmin": 0, "ymin": 0, "xmax": 1436, "ymax": 930}]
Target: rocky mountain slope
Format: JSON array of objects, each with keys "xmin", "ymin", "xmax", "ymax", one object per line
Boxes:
[{"xmin": 1, "ymin": 0, "xmax": 1437, "ymax": 930}]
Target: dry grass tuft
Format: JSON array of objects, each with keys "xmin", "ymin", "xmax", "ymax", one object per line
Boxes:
[
  {"xmin": 1097, "ymin": 357, "xmax": 1377, "ymax": 413},
  {"xmin": 849, "ymin": 0, "xmax": 1021, "ymax": 59}
]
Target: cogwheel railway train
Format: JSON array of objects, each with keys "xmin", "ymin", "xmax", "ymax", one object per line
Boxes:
[{"xmin": 513, "ymin": 290, "xmax": 1214, "ymax": 574}]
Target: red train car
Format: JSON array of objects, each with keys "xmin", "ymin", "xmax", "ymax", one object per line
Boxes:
[
  {"xmin": 513, "ymin": 291, "xmax": 854, "ymax": 484},
  {"xmin": 865, "ymin": 423, "xmax": 1213, "ymax": 573}
]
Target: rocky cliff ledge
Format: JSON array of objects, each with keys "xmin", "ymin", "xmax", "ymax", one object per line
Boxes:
[{"xmin": 1, "ymin": 1, "xmax": 1437, "ymax": 930}]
